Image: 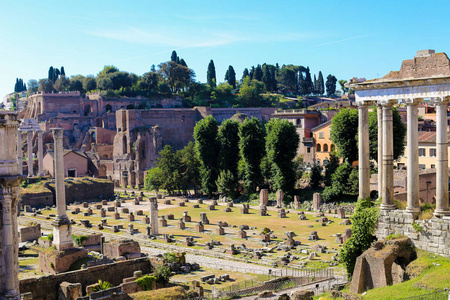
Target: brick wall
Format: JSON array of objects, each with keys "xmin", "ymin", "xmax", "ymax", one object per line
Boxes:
[{"xmin": 377, "ymin": 210, "xmax": 450, "ymax": 257}]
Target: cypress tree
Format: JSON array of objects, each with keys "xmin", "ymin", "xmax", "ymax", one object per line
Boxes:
[
  {"xmin": 305, "ymin": 67, "xmax": 313, "ymax": 95},
  {"xmin": 60, "ymin": 66, "xmax": 65, "ymax": 76},
  {"xmin": 318, "ymin": 71, "xmax": 325, "ymax": 95},
  {"xmin": 48, "ymin": 66, "xmax": 54, "ymax": 82},
  {"xmin": 179, "ymin": 59, "xmax": 187, "ymax": 67},
  {"xmin": 249, "ymin": 66, "xmax": 255, "ymax": 80},
  {"xmin": 207, "ymin": 60, "xmax": 216, "ymax": 87},
  {"xmin": 171, "ymin": 51, "xmax": 178, "ymax": 62},
  {"xmin": 224, "ymin": 65, "xmax": 236, "ymax": 89},
  {"xmin": 313, "ymin": 74, "xmax": 318, "ymax": 94}
]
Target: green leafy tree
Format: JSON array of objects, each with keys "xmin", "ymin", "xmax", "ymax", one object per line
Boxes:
[
  {"xmin": 156, "ymin": 145, "xmax": 181, "ymax": 194},
  {"xmin": 340, "ymin": 198, "xmax": 378, "ymax": 278},
  {"xmin": 69, "ymin": 75, "xmax": 84, "ymax": 92},
  {"xmin": 154, "ymin": 265, "xmax": 172, "ymax": 286},
  {"xmin": 326, "ymin": 74, "xmax": 337, "ymax": 96},
  {"xmin": 324, "ymin": 151, "xmax": 340, "ymax": 186},
  {"xmin": 309, "ymin": 164, "xmax": 323, "ymax": 188},
  {"xmin": 193, "ymin": 116, "xmax": 220, "ymax": 195},
  {"xmin": 339, "ymin": 79, "xmax": 348, "ymax": 94},
  {"xmin": 216, "ymin": 169, "xmax": 238, "ymax": 198},
  {"xmin": 83, "ymin": 76, "xmax": 97, "ymax": 92},
  {"xmin": 207, "ymin": 60, "xmax": 216, "ymax": 87},
  {"xmin": 224, "ymin": 65, "xmax": 236, "ymax": 89},
  {"xmin": 27, "ymin": 79, "xmax": 39, "ymax": 93},
  {"xmin": 253, "ymin": 64, "xmax": 263, "ymax": 81},
  {"xmin": 217, "ymin": 119, "xmax": 240, "ymax": 195},
  {"xmin": 140, "ymin": 72, "xmax": 160, "ymax": 93},
  {"xmin": 322, "ymin": 161, "xmax": 358, "ymax": 202},
  {"xmin": 239, "ymin": 117, "xmax": 266, "ymax": 193},
  {"xmin": 330, "ymin": 108, "xmax": 359, "ymax": 163},
  {"xmin": 158, "ymin": 61, "xmax": 195, "ymax": 93},
  {"xmin": 144, "ymin": 167, "xmax": 164, "ymax": 191},
  {"xmin": 238, "ymin": 76, "xmax": 263, "ymax": 107},
  {"xmin": 242, "ymin": 68, "xmax": 249, "ymax": 81},
  {"xmin": 178, "ymin": 141, "xmax": 201, "ymax": 195},
  {"xmin": 96, "ymin": 76, "xmax": 114, "ymax": 90},
  {"xmin": 98, "ymin": 65, "xmax": 119, "ymax": 76},
  {"xmin": 265, "ymin": 118, "xmax": 300, "ymax": 194},
  {"xmin": 54, "ymin": 76, "xmax": 69, "ymax": 92},
  {"xmin": 38, "ymin": 79, "xmax": 54, "ymax": 93},
  {"xmin": 278, "ymin": 67, "xmax": 297, "ymax": 94}
]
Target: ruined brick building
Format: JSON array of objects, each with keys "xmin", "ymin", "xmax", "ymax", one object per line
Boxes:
[{"xmin": 19, "ymin": 92, "xmax": 276, "ymax": 187}]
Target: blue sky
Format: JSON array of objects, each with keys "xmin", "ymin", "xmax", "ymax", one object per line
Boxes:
[{"xmin": 2, "ymin": 0, "xmax": 450, "ymax": 98}]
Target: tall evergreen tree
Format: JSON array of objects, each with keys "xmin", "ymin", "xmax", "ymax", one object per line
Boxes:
[
  {"xmin": 242, "ymin": 68, "xmax": 249, "ymax": 81},
  {"xmin": 318, "ymin": 71, "xmax": 325, "ymax": 95},
  {"xmin": 207, "ymin": 60, "xmax": 216, "ymax": 87},
  {"xmin": 305, "ymin": 67, "xmax": 313, "ymax": 94},
  {"xmin": 249, "ymin": 66, "xmax": 255, "ymax": 80},
  {"xmin": 254, "ymin": 64, "xmax": 263, "ymax": 81},
  {"xmin": 60, "ymin": 66, "xmax": 65, "ymax": 76},
  {"xmin": 239, "ymin": 117, "xmax": 266, "ymax": 193},
  {"xmin": 48, "ymin": 66, "xmax": 54, "ymax": 83},
  {"xmin": 326, "ymin": 74, "xmax": 337, "ymax": 96},
  {"xmin": 224, "ymin": 65, "xmax": 236, "ymax": 89},
  {"xmin": 171, "ymin": 50, "xmax": 178, "ymax": 62},
  {"xmin": 313, "ymin": 74, "xmax": 318, "ymax": 94},
  {"xmin": 179, "ymin": 59, "xmax": 187, "ymax": 67},
  {"xmin": 193, "ymin": 116, "xmax": 220, "ymax": 195}
]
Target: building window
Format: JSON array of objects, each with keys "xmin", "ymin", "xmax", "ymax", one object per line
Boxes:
[
  {"xmin": 419, "ymin": 148, "xmax": 426, "ymax": 157},
  {"xmin": 316, "ymin": 144, "xmax": 321, "ymax": 152},
  {"xmin": 419, "ymin": 164, "xmax": 426, "ymax": 169},
  {"xmin": 323, "ymin": 144, "xmax": 329, "ymax": 152},
  {"xmin": 319, "ymin": 132, "xmax": 325, "ymax": 139},
  {"xmin": 429, "ymin": 148, "xmax": 436, "ymax": 157},
  {"xmin": 307, "ymin": 147, "xmax": 311, "ymax": 153},
  {"xmin": 431, "ymin": 164, "xmax": 435, "ymax": 169}
]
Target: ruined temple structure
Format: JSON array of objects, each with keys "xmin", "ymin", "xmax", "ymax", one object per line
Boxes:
[
  {"xmin": 0, "ymin": 112, "xmax": 25, "ymax": 300},
  {"xmin": 19, "ymin": 92, "xmax": 277, "ymax": 187},
  {"xmin": 350, "ymin": 50, "xmax": 450, "ymax": 257}
]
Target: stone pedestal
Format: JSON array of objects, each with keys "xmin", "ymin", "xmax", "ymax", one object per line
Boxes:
[
  {"xmin": 276, "ymin": 190, "xmax": 284, "ymax": 208},
  {"xmin": 200, "ymin": 212, "xmax": 209, "ymax": 224},
  {"xmin": 260, "ymin": 189, "xmax": 268, "ymax": 206},
  {"xmin": 241, "ymin": 204, "xmax": 249, "ymax": 214},
  {"xmin": 294, "ymin": 196, "xmax": 300, "ymax": 209},
  {"xmin": 207, "ymin": 204, "xmax": 215, "ymax": 210},
  {"xmin": 337, "ymin": 208, "xmax": 345, "ymax": 219},
  {"xmin": 216, "ymin": 226, "xmax": 225, "ymax": 235},
  {"xmin": 159, "ymin": 216, "xmax": 167, "ymax": 227},
  {"xmin": 313, "ymin": 193, "xmax": 321, "ymax": 211},
  {"xmin": 196, "ymin": 222, "xmax": 204, "ymax": 232},
  {"xmin": 277, "ymin": 208, "xmax": 286, "ymax": 218},
  {"xmin": 178, "ymin": 219, "xmax": 185, "ymax": 230},
  {"xmin": 237, "ymin": 230, "xmax": 247, "ymax": 239},
  {"xmin": 182, "ymin": 211, "xmax": 191, "ymax": 222}
]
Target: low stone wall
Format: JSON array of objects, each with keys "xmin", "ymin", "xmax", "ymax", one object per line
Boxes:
[
  {"xmin": 46, "ymin": 179, "xmax": 114, "ymax": 204},
  {"xmin": 377, "ymin": 210, "xmax": 450, "ymax": 257},
  {"xmin": 20, "ymin": 224, "xmax": 41, "ymax": 242},
  {"xmin": 20, "ymin": 257, "xmax": 153, "ymax": 300},
  {"xmin": 20, "ymin": 192, "xmax": 54, "ymax": 207}
]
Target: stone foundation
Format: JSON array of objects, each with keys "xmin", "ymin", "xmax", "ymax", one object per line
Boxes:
[
  {"xmin": 377, "ymin": 209, "xmax": 450, "ymax": 257},
  {"xmin": 39, "ymin": 247, "xmax": 88, "ymax": 274}
]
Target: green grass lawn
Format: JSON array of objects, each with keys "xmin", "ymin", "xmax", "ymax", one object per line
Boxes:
[{"xmin": 315, "ymin": 250, "xmax": 450, "ymax": 299}]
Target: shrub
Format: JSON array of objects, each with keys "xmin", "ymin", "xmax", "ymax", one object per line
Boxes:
[
  {"xmin": 72, "ymin": 235, "xmax": 88, "ymax": 246},
  {"xmin": 340, "ymin": 197, "xmax": 378, "ymax": 279},
  {"xmin": 163, "ymin": 252, "xmax": 178, "ymax": 264},
  {"xmin": 135, "ymin": 275, "xmax": 157, "ymax": 291},
  {"xmin": 154, "ymin": 265, "xmax": 172, "ymax": 286},
  {"xmin": 309, "ymin": 164, "xmax": 323, "ymax": 188},
  {"xmin": 92, "ymin": 280, "xmax": 112, "ymax": 292}
]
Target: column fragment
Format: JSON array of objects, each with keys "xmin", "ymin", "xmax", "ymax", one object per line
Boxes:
[
  {"xmin": 405, "ymin": 99, "xmax": 421, "ymax": 217},
  {"xmin": 434, "ymin": 99, "xmax": 450, "ymax": 217},
  {"xmin": 27, "ymin": 131, "xmax": 33, "ymax": 177},
  {"xmin": 38, "ymin": 131, "xmax": 43, "ymax": 176}
]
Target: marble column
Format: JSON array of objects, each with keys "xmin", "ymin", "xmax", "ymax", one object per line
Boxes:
[
  {"xmin": 27, "ymin": 131, "xmax": 33, "ymax": 177},
  {"xmin": 405, "ymin": 99, "xmax": 421, "ymax": 217},
  {"xmin": 358, "ymin": 102, "xmax": 370, "ymax": 200},
  {"xmin": 377, "ymin": 104, "xmax": 383, "ymax": 199},
  {"xmin": 149, "ymin": 197, "xmax": 159, "ymax": 235},
  {"xmin": 434, "ymin": 99, "xmax": 450, "ymax": 217},
  {"xmin": 0, "ymin": 111, "xmax": 24, "ymax": 300},
  {"xmin": 51, "ymin": 128, "xmax": 73, "ymax": 250},
  {"xmin": 37, "ymin": 131, "xmax": 43, "ymax": 176},
  {"xmin": 381, "ymin": 101, "xmax": 395, "ymax": 210},
  {"xmin": 17, "ymin": 131, "xmax": 22, "ymax": 175}
]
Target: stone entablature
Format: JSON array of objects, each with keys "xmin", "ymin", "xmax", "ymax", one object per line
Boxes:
[{"xmin": 377, "ymin": 210, "xmax": 450, "ymax": 257}]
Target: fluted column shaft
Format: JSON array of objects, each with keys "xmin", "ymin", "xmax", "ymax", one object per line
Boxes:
[
  {"xmin": 17, "ymin": 131, "xmax": 22, "ymax": 175},
  {"xmin": 377, "ymin": 105, "xmax": 383, "ymax": 199},
  {"xmin": 358, "ymin": 102, "xmax": 370, "ymax": 200},
  {"xmin": 434, "ymin": 100, "xmax": 450, "ymax": 217},
  {"xmin": 27, "ymin": 131, "xmax": 33, "ymax": 177},
  {"xmin": 381, "ymin": 102, "xmax": 395, "ymax": 210},
  {"xmin": 406, "ymin": 100, "xmax": 421, "ymax": 216},
  {"xmin": 53, "ymin": 129, "xmax": 66, "ymax": 218}
]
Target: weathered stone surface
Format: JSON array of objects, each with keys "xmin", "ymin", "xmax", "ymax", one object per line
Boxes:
[
  {"xmin": 350, "ymin": 238, "xmax": 416, "ymax": 294},
  {"xmin": 313, "ymin": 193, "xmax": 321, "ymax": 211}
]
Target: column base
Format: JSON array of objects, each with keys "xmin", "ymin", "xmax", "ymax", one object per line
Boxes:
[
  {"xmin": 2, "ymin": 290, "xmax": 20, "ymax": 300},
  {"xmin": 433, "ymin": 209, "xmax": 450, "ymax": 218},
  {"xmin": 405, "ymin": 207, "xmax": 420, "ymax": 220},
  {"xmin": 380, "ymin": 204, "xmax": 396, "ymax": 211}
]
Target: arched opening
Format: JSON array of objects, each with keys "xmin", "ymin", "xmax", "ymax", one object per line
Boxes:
[
  {"xmin": 126, "ymin": 104, "xmax": 134, "ymax": 109},
  {"xmin": 84, "ymin": 105, "xmax": 93, "ymax": 116},
  {"xmin": 38, "ymin": 102, "xmax": 42, "ymax": 115},
  {"xmin": 123, "ymin": 135, "xmax": 128, "ymax": 154},
  {"xmin": 99, "ymin": 164, "xmax": 107, "ymax": 178},
  {"xmin": 102, "ymin": 154, "xmax": 109, "ymax": 159},
  {"xmin": 96, "ymin": 119, "xmax": 103, "ymax": 127},
  {"xmin": 323, "ymin": 144, "xmax": 329, "ymax": 152},
  {"xmin": 138, "ymin": 103, "xmax": 146, "ymax": 109},
  {"xmin": 316, "ymin": 144, "xmax": 321, "ymax": 152},
  {"xmin": 105, "ymin": 104, "xmax": 112, "ymax": 112}
]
